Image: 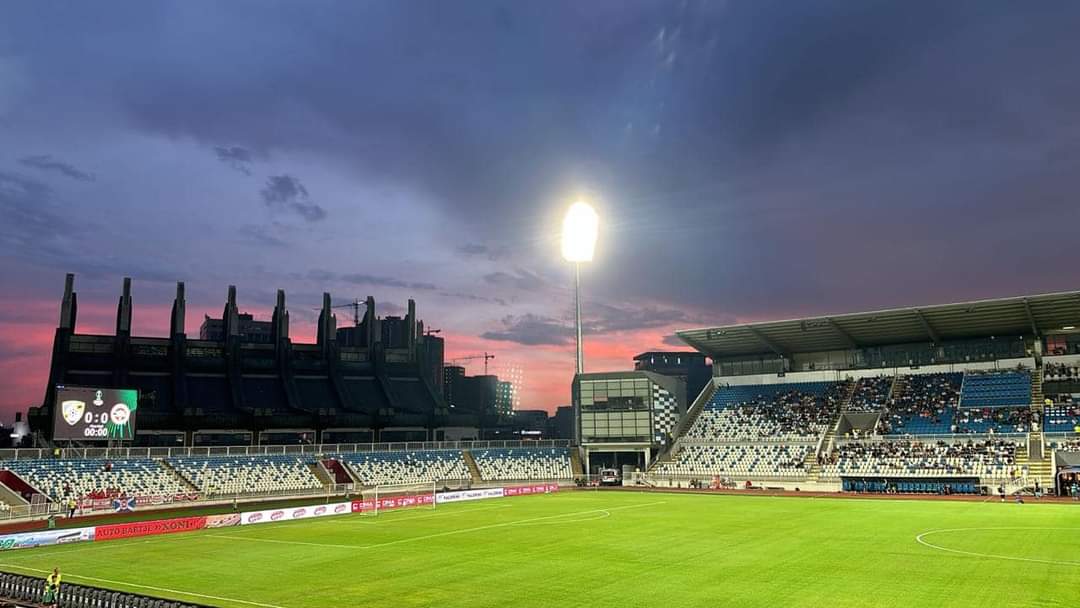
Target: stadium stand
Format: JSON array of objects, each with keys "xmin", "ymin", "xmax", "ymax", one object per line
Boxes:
[
  {"xmin": 472, "ymin": 448, "xmax": 573, "ymax": 481},
  {"xmin": 654, "ymin": 444, "xmax": 812, "ymax": 479},
  {"xmin": 1044, "ymin": 362, "xmax": 1080, "ymax": 382},
  {"xmin": 0, "ymin": 458, "xmax": 182, "ymax": 501},
  {"xmin": 335, "ymin": 450, "xmax": 470, "ymax": 486},
  {"xmin": 959, "ymin": 370, "xmax": 1031, "ymax": 408},
  {"xmin": 822, "ymin": 439, "xmax": 1018, "ymax": 478},
  {"xmin": 878, "ymin": 373, "xmax": 961, "ymax": 435},
  {"xmin": 1044, "ymin": 401, "xmax": 1080, "ymax": 432},
  {"xmin": 954, "ymin": 407, "xmax": 1032, "ymax": 433},
  {"xmin": 1051, "ymin": 439, "xmax": 1080, "ymax": 452},
  {"xmin": 685, "ymin": 381, "xmax": 845, "ymax": 441},
  {"xmin": 846, "ymin": 376, "xmax": 893, "ymax": 413},
  {"xmin": 168, "ymin": 454, "xmax": 322, "ymax": 496}
]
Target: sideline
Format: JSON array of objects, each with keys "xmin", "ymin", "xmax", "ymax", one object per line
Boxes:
[
  {"xmin": 914, "ymin": 527, "xmax": 1080, "ymax": 567},
  {"xmin": 0, "ymin": 562, "xmax": 289, "ymax": 608}
]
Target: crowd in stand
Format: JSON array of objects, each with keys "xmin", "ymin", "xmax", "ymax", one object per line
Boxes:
[
  {"xmin": 952, "ymin": 407, "xmax": 1033, "ymax": 434},
  {"xmin": 687, "ymin": 385, "xmax": 845, "ymax": 441},
  {"xmin": 877, "ymin": 373, "xmax": 960, "ymax": 434},
  {"xmin": 1043, "ymin": 363, "xmax": 1080, "ymax": 382},
  {"xmin": 823, "ymin": 439, "xmax": 1018, "ymax": 478},
  {"xmin": 846, "ymin": 376, "xmax": 892, "ymax": 412}
]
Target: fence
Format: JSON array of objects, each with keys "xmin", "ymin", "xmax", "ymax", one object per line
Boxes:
[{"xmin": 0, "ymin": 439, "xmax": 572, "ymax": 461}]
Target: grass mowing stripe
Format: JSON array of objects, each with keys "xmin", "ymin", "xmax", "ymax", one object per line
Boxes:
[{"xmin": 0, "ymin": 562, "xmax": 290, "ymax": 608}]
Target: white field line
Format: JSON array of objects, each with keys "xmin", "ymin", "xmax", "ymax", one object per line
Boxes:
[
  {"xmin": 340, "ymin": 502, "xmax": 515, "ymax": 525},
  {"xmin": 210, "ymin": 501, "xmax": 667, "ymax": 551},
  {"xmin": 0, "ymin": 562, "xmax": 289, "ymax": 608},
  {"xmin": 915, "ymin": 527, "xmax": 1080, "ymax": 567}
]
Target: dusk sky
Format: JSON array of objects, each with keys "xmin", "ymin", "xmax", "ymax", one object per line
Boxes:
[{"xmin": 2, "ymin": 1, "xmax": 1080, "ymax": 419}]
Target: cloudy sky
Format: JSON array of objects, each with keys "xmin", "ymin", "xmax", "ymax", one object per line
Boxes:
[{"xmin": 2, "ymin": 1, "xmax": 1080, "ymax": 418}]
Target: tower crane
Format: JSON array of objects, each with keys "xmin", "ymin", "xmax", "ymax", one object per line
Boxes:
[{"xmin": 450, "ymin": 352, "xmax": 496, "ymax": 375}]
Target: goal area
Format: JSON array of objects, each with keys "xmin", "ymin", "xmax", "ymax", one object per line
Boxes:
[{"xmin": 356, "ymin": 480, "xmax": 439, "ymax": 517}]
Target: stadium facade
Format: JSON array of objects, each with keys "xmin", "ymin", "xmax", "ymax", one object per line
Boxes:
[{"xmin": 31, "ymin": 274, "xmax": 498, "ymax": 446}]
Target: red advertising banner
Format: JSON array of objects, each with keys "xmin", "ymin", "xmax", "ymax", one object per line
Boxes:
[
  {"xmin": 504, "ymin": 483, "xmax": 560, "ymax": 496},
  {"xmin": 95, "ymin": 516, "xmax": 207, "ymax": 541},
  {"xmin": 351, "ymin": 493, "xmax": 435, "ymax": 513}
]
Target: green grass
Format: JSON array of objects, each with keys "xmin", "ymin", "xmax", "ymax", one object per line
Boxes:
[{"xmin": 1, "ymin": 491, "xmax": 1078, "ymax": 608}]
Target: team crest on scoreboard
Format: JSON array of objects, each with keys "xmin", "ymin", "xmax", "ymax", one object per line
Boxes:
[{"xmin": 61, "ymin": 400, "xmax": 85, "ymax": 426}]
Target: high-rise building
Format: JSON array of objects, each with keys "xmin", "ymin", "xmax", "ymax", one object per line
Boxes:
[
  {"xmin": 199, "ymin": 313, "xmax": 273, "ymax": 343},
  {"xmin": 633, "ymin": 351, "xmax": 711, "ymax": 401},
  {"xmin": 442, "ymin": 365, "xmax": 465, "ymax": 405},
  {"xmin": 495, "ymin": 380, "xmax": 514, "ymax": 416}
]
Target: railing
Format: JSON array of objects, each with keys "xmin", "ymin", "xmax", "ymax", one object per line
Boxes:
[
  {"xmin": 834, "ymin": 432, "xmax": 1027, "ymax": 445},
  {"xmin": 0, "ymin": 439, "xmax": 572, "ymax": 461}
]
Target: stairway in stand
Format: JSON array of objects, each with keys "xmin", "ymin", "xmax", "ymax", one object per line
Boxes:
[
  {"xmin": 804, "ymin": 451, "xmax": 823, "ymax": 482},
  {"xmin": 841, "ymin": 379, "xmax": 857, "ymax": 410},
  {"xmin": 159, "ymin": 459, "xmax": 200, "ymax": 493},
  {"xmin": 569, "ymin": 449, "xmax": 585, "ymax": 477},
  {"xmin": 1031, "ymin": 367, "xmax": 1045, "ymax": 414},
  {"xmin": 462, "ymin": 450, "xmax": 483, "ymax": 484}
]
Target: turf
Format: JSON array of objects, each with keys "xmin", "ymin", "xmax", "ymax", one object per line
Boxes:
[{"xmin": 0, "ymin": 490, "xmax": 1077, "ymax": 608}]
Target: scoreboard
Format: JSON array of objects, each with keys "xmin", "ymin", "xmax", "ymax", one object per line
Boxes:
[{"xmin": 53, "ymin": 386, "xmax": 138, "ymax": 441}]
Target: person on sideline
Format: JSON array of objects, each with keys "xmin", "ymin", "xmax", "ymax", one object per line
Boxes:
[{"xmin": 44, "ymin": 568, "xmax": 61, "ymax": 607}]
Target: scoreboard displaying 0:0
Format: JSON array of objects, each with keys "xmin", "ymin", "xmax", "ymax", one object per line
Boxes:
[{"xmin": 53, "ymin": 386, "xmax": 138, "ymax": 441}]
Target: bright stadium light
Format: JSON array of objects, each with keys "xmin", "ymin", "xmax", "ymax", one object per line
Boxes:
[
  {"xmin": 561, "ymin": 201, "xmax": 599, "ymax": 263},
  {"xmin": 561, "ymin": 201, "xmax": 599, "ymax": 377}
]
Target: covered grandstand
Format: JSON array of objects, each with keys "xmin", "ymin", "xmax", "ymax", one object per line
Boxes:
[{"xmin": 644, "ymin": 290, "xmax": 1080, "ymax": 495}]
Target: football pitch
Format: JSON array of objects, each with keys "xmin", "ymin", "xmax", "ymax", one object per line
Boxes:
[{"xmin": 1, "ymin": 490, "xmax": 1077, "ymax": 607}]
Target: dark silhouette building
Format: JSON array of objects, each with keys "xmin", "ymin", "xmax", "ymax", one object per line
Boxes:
[{"xmin": 32, "ymin": 274, "xmax": 492, "ymax": 446}]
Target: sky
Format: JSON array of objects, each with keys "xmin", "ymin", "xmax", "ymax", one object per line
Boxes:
[{"xmin": 2, "ymin": 1, "xmax": 1080, "ymax": 419}]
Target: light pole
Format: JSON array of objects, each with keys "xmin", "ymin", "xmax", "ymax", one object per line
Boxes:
[{"xmin": 561, "ymin": 201, "xmax": 599, "ymax": 375}]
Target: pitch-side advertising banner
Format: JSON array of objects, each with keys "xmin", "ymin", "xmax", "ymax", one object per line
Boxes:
[
  {"xmin": 0, "ymin": 527, "xmax": 94, "ymax": 551},
  {"xmin": 435, "ymin": 487, "xmax": 505, "ymax": 504},
  {"xmin": 240, "ymin": 501, "xmax": 351, "ymax": 526},
  {"xmin": 351, "ymin": 493, "xmax": 436, "ymax": 513},
  {"xmin": 95, "ymin": 516, "xmax": 207, "ymax": 541},
  {"xmin": 503, "ymin": 483, "xmax": 560, "ymax": 496}
]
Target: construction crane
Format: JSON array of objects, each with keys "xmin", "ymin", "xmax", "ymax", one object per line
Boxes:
[
  {"xmin": 312, "ymin": 298, "xmax": 364, "ymax": 326},
  {"xmin": 451, "ymin": 352, "xmax": 495, "ymax": 375}
]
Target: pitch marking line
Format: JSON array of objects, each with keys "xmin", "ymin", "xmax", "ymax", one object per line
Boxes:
[
  {"xmin": 915, "ymin": 527, "xmax": 1080, "ymax": 567},
  {"xmin": 0, "ymin": 562, "xmax": 288, "ymax": 608},
  {"xmin": 210, "ymin": 501, "xmax": 666, "ymax": 550}
]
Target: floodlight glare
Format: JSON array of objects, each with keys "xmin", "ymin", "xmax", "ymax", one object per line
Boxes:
[{"xmin": 561, "ymin": 201, "xmax": 599, "ymax": 263}]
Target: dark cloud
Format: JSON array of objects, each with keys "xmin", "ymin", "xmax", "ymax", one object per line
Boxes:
[
  {"xmin": 483, "ymin": 268, "xmax": 546, "ymax": 292},
  {"xmin": 586, "ymin": 302, "xmax": 698, "ymax": 333},
  {"xmin": 457, "ymin": 243, "xmax": 508, "ymax": 261},
  {"xmin": 341, "ymin": 273, "xmax": 437, "ymax": 291},
  {"xmin": 662, "ymin": 334, "xmax": 687, "ymax": 347},
  {"xmin": 440, "ymin": 291, "xmax": 508, "ymax": 306},
  {"xmin": 482, "ymin": 314, "xmax": 573, "ymax": 346},
  {"xmin": 260, "ymin": 175, "xmax": 326, "ymax": 222},
  {"xmin": 17, "ymin": 155, "xmax": 95, "ymax": 182},
  {"xmin": 238, "ymin": 224, "xmax": 289, "ymax": 248},
  {"xmin": 305, "ymin": 270, "xmax": 438, "ymax": 291},
  {"xmin": 214, "ymin": 145, "xmax": 255, "ymax": 175}
]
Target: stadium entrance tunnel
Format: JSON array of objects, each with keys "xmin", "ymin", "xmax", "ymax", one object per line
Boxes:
[{"xmin": 0, "ymin": 571, "xmax": 213, "ymax": 608}]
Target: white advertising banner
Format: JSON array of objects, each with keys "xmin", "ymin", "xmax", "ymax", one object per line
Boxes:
[
  {"xmin": 240, "ymin": 501, "xmax": 352, "ymax": 526},
  {"xmin": 435, "ymin": 487, "xmax": 505, "ymax": 504}
]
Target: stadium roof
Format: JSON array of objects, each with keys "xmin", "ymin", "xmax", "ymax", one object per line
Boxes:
[{"xmin": 676, "ymin": 290, "xmax": 1080, "ymax": 359}]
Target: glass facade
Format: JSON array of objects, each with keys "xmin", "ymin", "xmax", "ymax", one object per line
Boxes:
[{"xmin": 577, "ymin": 377, "xmax": 653, "ymax": 443}]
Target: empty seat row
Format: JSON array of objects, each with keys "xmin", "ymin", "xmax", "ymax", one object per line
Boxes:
[{"xmin": 472, "ymin": 448, "xmax": 573, "ymax": 481}]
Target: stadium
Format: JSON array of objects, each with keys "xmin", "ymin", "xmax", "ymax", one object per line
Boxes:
[
  {"xmin": 4, "ymin": 3, "xmax": 1080, "ymax": 608},
  {"xmin": 0, "ymin": 274, "xmax": 1076, "ymax": 607}
]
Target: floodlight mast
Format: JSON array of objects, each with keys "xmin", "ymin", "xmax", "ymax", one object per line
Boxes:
[{"xmin": 561, "ymin": 201, "xmax": 598, "ymax": 376}]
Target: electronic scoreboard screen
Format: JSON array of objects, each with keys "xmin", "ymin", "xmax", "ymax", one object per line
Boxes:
[{"xmin": 53, "ymin": 386, "xmax": 138, "ymax": 441}]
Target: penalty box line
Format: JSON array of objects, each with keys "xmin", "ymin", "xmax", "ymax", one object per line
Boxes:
[
  {"xmin": 0, "ymin": 562, "xmax": 289, "ymax": 608},
  {"xmin": 208, "ymin": 501, "xmax": 668, "ymax": 551}
]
